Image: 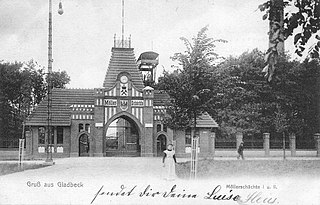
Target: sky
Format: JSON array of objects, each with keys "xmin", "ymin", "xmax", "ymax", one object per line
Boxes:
[{"xmin": 0, "ymin": 0, "xmax": 301, "ymax": 88}]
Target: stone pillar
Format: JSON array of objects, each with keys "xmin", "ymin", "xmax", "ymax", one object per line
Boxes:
[
  {"xmin": 314, "ymin": 133, "xmax": 320, "ymax": 157},
  {"xmin": 289, "ymin": 133, "xmax": 296, "ymax": 157},
  {"xmin": 236, "ymin": 132, "xmax": 243, "ymax": 150},
  {"xmin": 263, "ymin": 133, "xmax": 270, "ymax": 157},
  {"xmin": 93, "ymin": 88, "xmax": 105, "ymax": 157},
  {"xmin": 174, "ymin": 130, "xmax": 186, "ymax": 158},
  {"xmin": 209, "ymin": 132, "xmax": 216, "ymax": 157},
  {"xmin": 143, "ymin": 126, "xmax": 154, "ymax": 157},
  {"xmin": 142, "ymin": 86, "xmax": 154, "ymax": 157}
]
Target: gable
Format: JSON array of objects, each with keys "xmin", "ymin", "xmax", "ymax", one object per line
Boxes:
[{"xmin": 103, "ymin": 47, "xmax": 144, "ymax": 90}]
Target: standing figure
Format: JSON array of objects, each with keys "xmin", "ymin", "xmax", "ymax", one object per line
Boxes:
[
  {"xmin": 162, "ymin": 144, "xmax": 177, "ymax": 180},
  {"xmin": 237, "ymin": 142, "xmax": 244, "ymax": 160}
]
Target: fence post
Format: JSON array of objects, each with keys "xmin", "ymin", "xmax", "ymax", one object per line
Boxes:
[
  {"xmin": 289, "ymin": 133, "xmax": 296, "ymax": 157},
  {"xmin": 314, "ymin": 133, "xmax": 320, "ymax": 157},
  {"xmin": 236, "ymin": 132, "xmax": 243, "ymax": 150},
  {"xmin": 263, "ymin": 133, "xmax": 270, "ymax": 157}
]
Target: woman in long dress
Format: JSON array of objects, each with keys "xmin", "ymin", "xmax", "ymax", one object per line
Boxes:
[{"xmin": 162, "ymin": 144, "xmax": 177, "ymax": 180}]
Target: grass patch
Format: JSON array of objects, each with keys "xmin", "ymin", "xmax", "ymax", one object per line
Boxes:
[
  {"xmin": 0, "ymin": 163, "xmax": 50, "ymax": 176},
  {"xmin": 176, "ymin": 159, "xmax": 320, "ymax": 179}
]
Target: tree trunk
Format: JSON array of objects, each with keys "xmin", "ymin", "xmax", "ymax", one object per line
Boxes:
[{"xmin": 269, "ymin": 0, "xmax": 284, "ymax": 54}]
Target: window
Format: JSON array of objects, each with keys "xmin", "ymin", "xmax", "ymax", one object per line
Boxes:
[
  {"xmin": 57, "ymin": 127, "xmax": 63, "ymax": 144},
  {"xmin": 85, "ymin": 124, "xmax": 90, "ymax": 133},
  {"xmin": 38, "ymin": 127, "xmax": 45, "ymax": 144},
  {"xmin": 49, "ymin": 127, "xmax": 54, "ymax": 144},
  {"xmin": 163, "ymin": 124, "xmax": 167, "ymax": 132},
  {"xmin": 79, "ymin": 124, "xmax": 84, "ymax": 132},
  {"xmin": 185, "ymin": 128, "xmax": 191, "ymax": 145},
  {"xmin": 157, "ymin": 124, "xmax": 161, "ymax": 132}
]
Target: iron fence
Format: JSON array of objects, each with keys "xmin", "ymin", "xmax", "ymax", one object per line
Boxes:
[
  {"xmin": 296, "ymin": 139, "xmax": 315, "ymax": 149},
  {"xmin": 215, "ymin": 140, "xmax": 236, "ymax": 149},
  {"xmin": 216, "ymin": 138, "xmax": 315, "ymax": 150},
  {"xmin": 0, "ymin": 139, "xmax": 20, "ymax": 148}
]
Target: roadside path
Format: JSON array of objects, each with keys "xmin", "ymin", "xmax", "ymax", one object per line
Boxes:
[{"xmin": 0, "ymin": 157, "xmax": 319, "ymax": 205}]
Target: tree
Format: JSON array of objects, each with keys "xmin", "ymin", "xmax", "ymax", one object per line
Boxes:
[
  {"xmin": 48, "ymin": 70, "xmax": 70, "ymax": 89},
  {"xmin": 158, "ymin": 26, "xmax": 226, "ymax": 132},
  {"xmin": 0, "ymin": 60, "xmax": 71, "ymax": 143},
  {"xmin": 211, "ymin": 49, "xmax": 266, "ymax": 138},
  {"xmin": 209, "ymin": 49, "xmax": 319, "ymax": 146}
]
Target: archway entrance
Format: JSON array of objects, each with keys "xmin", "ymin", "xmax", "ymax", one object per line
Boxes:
[
  {"xmin": 79, "ymin": 134, "xmax": 89, "ymax": 157},
  {"xmin": 105, "ymin": 117, "xmax": 140, "ymax": 157},
  {"xmin": 157, "ymin": 134, "xmax": 167, "ymax": 157}
]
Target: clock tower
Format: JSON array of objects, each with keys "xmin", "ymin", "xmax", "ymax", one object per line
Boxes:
[{"xmin": 92, "ymin": 36, "xmax": 154, "ymax": 157}]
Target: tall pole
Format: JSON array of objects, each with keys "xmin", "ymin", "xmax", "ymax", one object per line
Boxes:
[
  {"xmin": 45, "ymin": 0, "xmax": 63, "ymax": 163},
  {"xmin": 121, "ymin": 0, "xmax": 124, "ymax": 47},
  {"xmin": 282, "ymin": 131, "xmax": 286, "ymax": 160},
  {"xmin": 46, "ymin": 0, "xmax": 53, "ymax": 163},
  {"xmin": 190, "ymin": 97, "xmax": 198, "ymax": 179}
]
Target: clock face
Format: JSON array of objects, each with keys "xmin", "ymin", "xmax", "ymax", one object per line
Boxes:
[{"xmin": 120, "ymin": 75, "xmax": 128, "ymax": 83}]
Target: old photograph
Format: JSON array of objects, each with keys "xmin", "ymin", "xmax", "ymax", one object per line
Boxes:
[{"xmin": 0, "ymin": 0, "xmax": 320, "ymax": 204}]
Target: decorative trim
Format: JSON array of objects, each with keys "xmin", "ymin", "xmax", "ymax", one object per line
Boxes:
[
  {"xmin": 145, "ymin": 123, "xmax": 153, "ymax": 128},
  {"xmin": 132, "ymin": 85, "xmax": 143, "ymax": 97},
  {"xmin": 95, "ymin": 123, "xmax": 103, "ymax": 127},
  {"xmin": 104, "ymin": 86, "xmax": 117, "ymax": 96},
  {"xmin": 72, "ymin": 114, "xmax": 93, "ymax": 120},
  {"xmin": 105, "ymin": 107, "xmax": 117, "ymax": 122},
  {"xmin": 131, "ymin": 107, "xmax": 143, "ymax": 124}
]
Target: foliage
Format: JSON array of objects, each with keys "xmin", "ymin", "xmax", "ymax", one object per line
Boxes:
[
  {"xmin": 158, "ymin": 26, "xmax": 226, "ymax": 129},
  {"xmin": 210, "ymin": 49, "xmax": 266, "ymax": 137},
  {"xmin": 211, "ymin": 49, "xmax": 320, "ymax": 139},
  {"xmin": 159, "ymin": 28, "xmax": 319, "ymax": 140},
  {"xmin": 259, "ymin": 0, "xmax": 320, "ymax": 81},
  {"xmin": 0, "ymin": 60, "xmax": 70, "ymax": 141},
  {"xmin": 48, "ymin": 70, "xmax": 70, "ymax": 89},
  {"xmin": 259, "ymin": 0, "xmax": 320, "ymax": 58}
]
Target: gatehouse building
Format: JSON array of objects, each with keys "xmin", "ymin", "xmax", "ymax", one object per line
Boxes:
[{"xmin": 24, "ymin": 37, "xmax": 218, "ymax": 158}]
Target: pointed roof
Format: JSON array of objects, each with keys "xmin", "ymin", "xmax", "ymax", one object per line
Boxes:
[
  {"xmin": 154, "ymin": 90, "xmax": 170, "ymax": 106},
  {"xmin": 195, "ymin": 112, "xmax": 219, "ymax": 128},
  {"xmin": 103, "ymin": 47, "xmax": 144, "ymax": 90},
  {"xmin": 25, "ymin": 88, "xmax": 95, "ymax": 126}
]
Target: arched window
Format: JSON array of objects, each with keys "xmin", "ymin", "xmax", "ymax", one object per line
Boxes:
[
  {"xmin": 163, "ymin": 124, "xmax": 167, "ymax": 132},
  {"xmin": 156, "ymin": 124, "xmax": 161, "ymax": 132},
  {"xmin": 85, "ymin": 124, "xmax": 90, "ymax": 133},
  {"xmin": 79, "ymin": 124, "xmax": 84, "ymax": 132}
]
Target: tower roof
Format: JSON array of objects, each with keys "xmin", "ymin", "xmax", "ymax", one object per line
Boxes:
[{"xmin": 103, "ymin": 47, "xmax": 144, "ymax": 90}]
